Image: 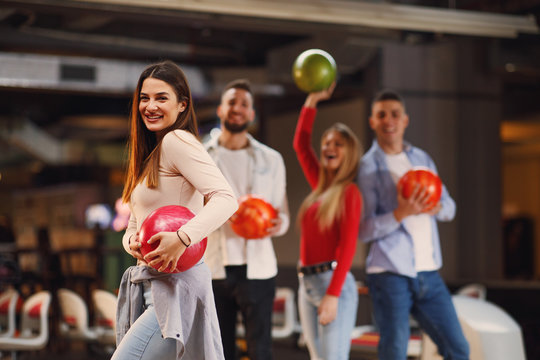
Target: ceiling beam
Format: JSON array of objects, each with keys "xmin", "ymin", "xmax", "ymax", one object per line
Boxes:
[
  {"xmin": 59, "ymin": 0, "xmax": 540, "ymax": 38},
  {"xmin": 0, "ymin": 118, "xmax": 65, "ymax": 164}
]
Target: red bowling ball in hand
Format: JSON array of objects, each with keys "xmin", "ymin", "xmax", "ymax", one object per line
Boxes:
[
  {"xmin": 139, "ymin": 205, "xmax": 207, "ymax": 273},
  {"xmin": 230, "ymin": 195, "xmax": 277, "ymax": 239},
  {"xmin": 397, "ymin": 167, "xmax": 442, "ymax": 212}
]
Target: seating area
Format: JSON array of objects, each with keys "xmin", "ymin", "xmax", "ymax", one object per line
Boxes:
[
  {"xmin": 0, "ymin": 281, "xmax": 530, "ymax": 360},
  {"xmin": 349, "ymin": 282, "xmax": 528, "ymax": 360},
  {"xmin": 236, "ymin": 280, "xmax": 526, "ymax": 360},
  {"xmin": 0, "ymin": 289, "xmax": 20, "ymax": 339},
  {"xmin": 0, "ymin": 290, "xmax": 52, "ymax": 360},
  {"xmin": 0, "ymin": 287, "xmax": 118, "ymax": 360},
  {"xmin": 419, "ymin": 294, "xmax": 527, "ymax": 360},
  {"xmin": 91, "ymin": 289, "xmax": 117, "ymax": 348},
  {"xmin": 57, "ymin": 288, "xmax": 100, "ymax": 343},
  {"xmin": 1, "ymin": 285, "xmax": 301, "ymax": 359},
  {"xmin": 236, "ymin": 286, "xmax": 301, "ymax": 341}
]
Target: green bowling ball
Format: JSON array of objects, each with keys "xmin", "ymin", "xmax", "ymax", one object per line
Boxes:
[{"xmin": 292, "ymin": 49, "xmax": 337, "ymax": 93}]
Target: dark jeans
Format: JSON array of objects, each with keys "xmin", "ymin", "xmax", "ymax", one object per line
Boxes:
[
  {"xmin": 212, "ymin": 265, "xmax": 276, "ymax": 360},
  {"xmin": 367, "ymin": 271, "xmax": 470, "ymax": 360}
]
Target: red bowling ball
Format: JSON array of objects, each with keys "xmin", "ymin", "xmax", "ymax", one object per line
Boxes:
[
  {"xmin": 139, "ymin": 205, "xmax": 207, "ymax": 273},
  {"xmin": 230, "ymin": 195, "xmax": 277, "ymax": 239},
  {"xmin": 397, "ymin": 167, "xmax": 442, "ymax": 212}
]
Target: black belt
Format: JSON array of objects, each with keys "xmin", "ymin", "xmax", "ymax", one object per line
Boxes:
[{"xmin": 298, "ymin": 261, "xmax": 336, "ymax": 276}]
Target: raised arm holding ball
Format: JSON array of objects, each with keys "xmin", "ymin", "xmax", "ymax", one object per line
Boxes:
[{"xmin": 294, "ymin": 81, "xmax": 363, "ymax": 360}]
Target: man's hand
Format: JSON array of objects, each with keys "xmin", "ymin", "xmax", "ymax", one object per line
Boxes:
[
  {"xmin": 425, "ymin": 202, "xmax": 442, "ymax": 216},
  {"xmin": 265, "ymin": 216, "xmax": 283, "ymax": 236},
  {"xmin": 393, "ymin": 182, "xmax": 433, "ymax": 222}
]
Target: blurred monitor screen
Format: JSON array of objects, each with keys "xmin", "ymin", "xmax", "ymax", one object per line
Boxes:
[{"xmin": 85, "ymin": 203, "xmax": 112, "ymax": 229}]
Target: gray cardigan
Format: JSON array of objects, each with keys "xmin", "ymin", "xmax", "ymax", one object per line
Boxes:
[{"xmin": 116, "ymin": 263, "xmax": 224, "ymax": 359}]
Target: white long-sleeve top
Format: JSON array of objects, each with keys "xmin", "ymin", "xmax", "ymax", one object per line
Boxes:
[
  {"xmin": 122, "ymin": 129, "xmax": 238, "ymax": 252},
  {"xmin": 117, "ymin": 129, "xmax": 237, "ymax": 359}
]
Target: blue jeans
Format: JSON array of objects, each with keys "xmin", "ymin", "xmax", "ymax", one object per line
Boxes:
[
  {"xmin": 112, "ymin": 282, "xmax": 176, "ymax": 360},
  {"xmin": 298, "ymin": 270, "xmax": 358, "ymax": 360},
  {"xmin": 367, "ymin": 271, "xmax": 469, "ymax": 360}
]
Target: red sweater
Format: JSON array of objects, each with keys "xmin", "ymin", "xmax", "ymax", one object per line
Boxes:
[{"xmin": 293, "ymin": 107, "xmax": 362, "ymax": 296}]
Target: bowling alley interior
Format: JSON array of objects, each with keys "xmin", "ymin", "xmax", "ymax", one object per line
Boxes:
[{"xmin": 1, "ymin": 0, "xmax": 540, "ymax": 359}]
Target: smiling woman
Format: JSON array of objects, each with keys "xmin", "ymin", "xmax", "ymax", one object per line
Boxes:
[
  {"xmin": 292, "ymin": 83, "xmax": 363, "ymax": 360},
  {"xmin": 138, "ymin": 78, "xmax": 187, "ymax": 135},
  {"xmin": 113, "ymin": 60, "xmax": 238, "ymax": 360}
]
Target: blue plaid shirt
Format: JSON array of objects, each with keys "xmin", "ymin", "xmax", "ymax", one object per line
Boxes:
[{"xmin": 357, "ymin": 140, "xmax": 455, "ymax": 278}]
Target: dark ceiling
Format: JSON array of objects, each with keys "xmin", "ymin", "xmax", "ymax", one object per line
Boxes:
[
  {"xmin": 0, "ymin": 0, "xmax": 540, "ymax": 180},
  {"xmin": 1, "ymin": 0, "xmax": 539, "ymax": 64},
  {"xmin": 0, "ymin": 0, "xmax": 317, "ymax": 66}
]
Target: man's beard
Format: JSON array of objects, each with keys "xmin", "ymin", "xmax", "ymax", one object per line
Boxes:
[{"xmin": 223, "ymin": 119, "xmax": 249, "ymax": 134}]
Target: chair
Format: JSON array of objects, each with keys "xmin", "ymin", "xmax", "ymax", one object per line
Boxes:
[
  {"xmin": 0, "ymin": 289, "xmax": 20, "ymax": 338},
  {"xmin": 456, "ymin": 283, "xmax": 487, "ymax": 300},
  {"xmin": 419, "ymin": 283, "xmax": 488, "ymax": 359},
  {"xmin": 0, "ymin": 290, "xmax": 52, "ymax": 360},
  {"xmin": 236, "ymin": 286, "xmax": 301, "ymax": 340},
  {"xmin": 270, "ymin": 287, "xmax": 300, "ymax": 339},
  {"xmin": 91, "ymin": 289, "xmax": 117, "ymax": 346},
  {"xmin": 419, "ymin": 295, "xmax": 526, "ymax": 360},
  {"xmin": 57, "ymin": 288, "xmax": 99, "ymax": 342}
]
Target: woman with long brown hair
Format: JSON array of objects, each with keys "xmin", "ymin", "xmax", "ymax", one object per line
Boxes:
[
  {"xmin": 293, "ymin": 83, "xmax": 362, "ymax": 360},
  {"xmin": 113, "ymin": 60, "xmax": 237, "ymax": 360}
]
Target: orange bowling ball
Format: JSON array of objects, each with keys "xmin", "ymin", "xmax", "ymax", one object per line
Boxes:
[
  {"xmin": 230, "ymin": 195, "xmax": 277, "ymax": 239},
  {"xmin": 397, "ymin": 167, "xmax": 442, "ymax": 212},
  {"xmin": 139, "ymin": 205, "xmax": 207, "ymax": 273}
]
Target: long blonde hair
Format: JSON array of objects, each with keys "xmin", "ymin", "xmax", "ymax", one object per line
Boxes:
[
  {"xmin": 298, "ymin": 123, "xmax": 361, "ymax": 230},
  {"xmin": 121, "ymin": 60, "xmax": 199, "ymax": 203}
]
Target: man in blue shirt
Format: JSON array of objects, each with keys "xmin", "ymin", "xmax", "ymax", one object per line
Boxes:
[{"xmin": 357, "ymin": 90, "xmax": 469, "ymax": 360}]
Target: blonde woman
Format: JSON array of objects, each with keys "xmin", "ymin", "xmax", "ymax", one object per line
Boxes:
[{"xmin": 293, "ymin": 83, "xmax": 362, "ymax": 360}]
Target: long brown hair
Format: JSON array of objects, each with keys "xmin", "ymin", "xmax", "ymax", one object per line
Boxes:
[
  {"xmin": 122, "ymin": 60, "xmax": 199, "ymax": 203},
  {"xmin": 298, "ymin": 123, "xmax": 361, "ymax": 229}
]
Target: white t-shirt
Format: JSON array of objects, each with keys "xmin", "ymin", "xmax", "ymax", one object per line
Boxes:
[
  {"xmin": 215, "ymin": 146, "xmax": 250, "ymax": 265},
  {"xmin": 386, "ymin": 152, "xmax": 437, "ymax": 272},
  {"xmin": 205, "ymin": 131, "xmax": 287, "ymax": 279}
]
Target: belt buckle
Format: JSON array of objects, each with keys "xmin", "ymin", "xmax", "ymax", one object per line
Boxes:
[{"xmin": 297, "ymin": 264, "xmax": 304, "ymax": 277}]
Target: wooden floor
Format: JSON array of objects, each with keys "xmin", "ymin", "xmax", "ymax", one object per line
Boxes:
[{"xmin": 0, "ymin": 337, "xmax": 377, "ymax": 360}]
